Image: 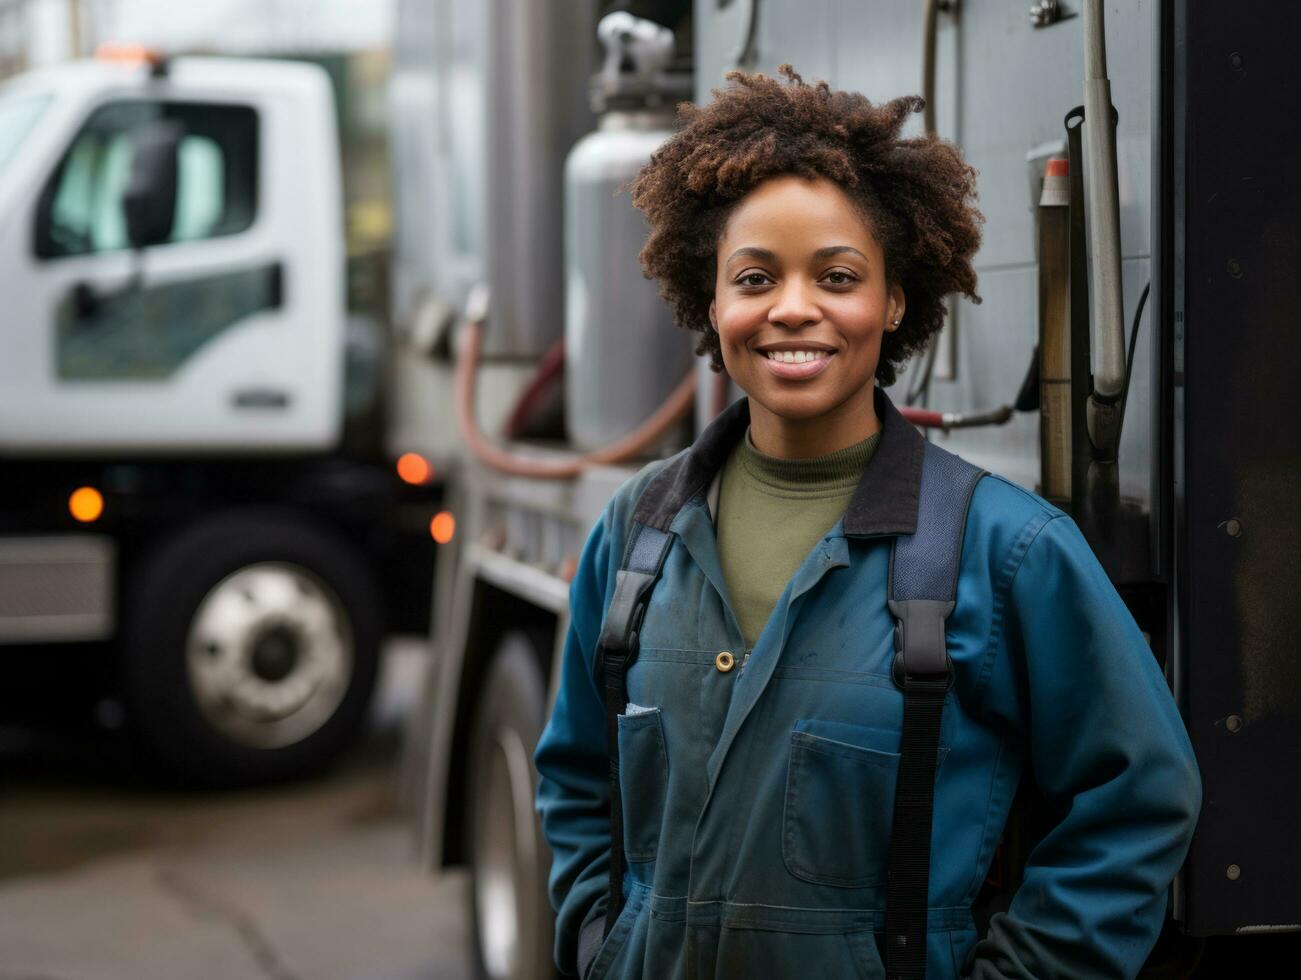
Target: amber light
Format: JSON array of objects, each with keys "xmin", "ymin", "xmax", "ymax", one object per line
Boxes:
[
  {"xmin": 396, "ymin": 452, "xmax": 433, "ymax": 485},
  {"xmin": 69, "ymin": 487, "xmax": 104, "ymax": 523},
  {"xmin": 430, "ymin": 511, "xmax": 456, "ymax": 544},
  {"xmin": 95, "ymin": 42, "xmax": 165, "ymax": 67}
]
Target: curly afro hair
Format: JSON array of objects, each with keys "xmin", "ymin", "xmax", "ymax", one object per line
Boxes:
[{"xmin": 629, "ymin": 65, "xmax": 983, "ymax": 387}]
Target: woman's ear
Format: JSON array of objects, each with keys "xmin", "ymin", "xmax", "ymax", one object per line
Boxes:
[
  {"xmin": 708, "ymin": 299, "xmax": 718, "ymax": 333},
  {"xmin": 887, "ymin": 284, "xmax": 906, "ymax": 331}
]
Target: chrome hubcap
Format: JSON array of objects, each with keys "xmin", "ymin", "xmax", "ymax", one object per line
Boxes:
[{"xmin": 185, "ymin": 562, "xmax": 352, "ymax": 748}]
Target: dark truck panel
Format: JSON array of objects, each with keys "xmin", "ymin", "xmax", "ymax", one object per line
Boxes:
[{"xmin": 1176, "ymin": 0, "xmax": 1301, "ymax": 936}]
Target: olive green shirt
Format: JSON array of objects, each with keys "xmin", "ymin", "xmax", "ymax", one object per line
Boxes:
[{"xmin": 714, "ymin": 426, "xmax": 881, "ymax": 650}]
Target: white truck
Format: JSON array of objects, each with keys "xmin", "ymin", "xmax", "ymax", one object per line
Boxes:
[
  {"xmin": 393, "ymin": 1, "xmax": 1301, "ymax": 978},
  {"xmin": 0, "ymin": 51, "xmax": 440, "ymax": 783}
]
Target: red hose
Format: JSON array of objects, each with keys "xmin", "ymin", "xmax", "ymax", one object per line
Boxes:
[
  {"xmin": 899, "ymin": 405, "xmax": 1015, "ymax": 430},
  {"xmin": 900, "ymin": 406, "xmax": 945, "ymax": 428},
  {"xmin": 501, "ymin": 336, "xmax": 566, "ymax": 439},
  {"xmin": 454, "ymin": 316, "xmax": 696, "ymax": 479}
]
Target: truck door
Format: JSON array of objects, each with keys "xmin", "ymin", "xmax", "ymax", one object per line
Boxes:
[{"xmin": 0, "ymin": 61, "xmax": 344, "ymax": 454}]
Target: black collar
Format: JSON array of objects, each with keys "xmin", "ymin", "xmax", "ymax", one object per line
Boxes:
[{"xmin": 633, "ymin": 385, "xmax": 924, "ymax": 538}]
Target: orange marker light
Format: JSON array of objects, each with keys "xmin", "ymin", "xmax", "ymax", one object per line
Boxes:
[
  {"xmin": 95, "ymin": 42, "xmax": 165, "ymax": 68},
  {"xmin": 397, "ymin": 452, "xmax": 433, "ymax": 485},
  {"xmin": 69, "ymin": 487, "xmax": 104, "ymax": 523},
  {"xmin": 430, "ymin": 511, "xmax": 456, "ymax": 544}
]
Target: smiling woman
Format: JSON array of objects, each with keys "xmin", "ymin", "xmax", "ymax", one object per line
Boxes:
[
  {"xmin": 630, "ymin": 64, "xmax": 983, "ymax": 396},
  {"xmin": 710, "ymin": 173, "xmax": 905, "ymax": 457},
  {"xmin": 536, "ymin": 61, "xmax": 1201, "ymax": 980}
]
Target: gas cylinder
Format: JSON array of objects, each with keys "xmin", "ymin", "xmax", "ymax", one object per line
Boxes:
[{"xmin": 564, "ymin": 13, "xmax": 694, "ymax": 450}]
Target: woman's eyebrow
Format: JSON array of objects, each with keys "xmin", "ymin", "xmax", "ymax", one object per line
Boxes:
[
  {"xmin": 812, "ymin": 245, "xmax": 869, "ymax": 262},
  {"xmin": 725, "ymin": 245, "xmax": 868, "ymax": 264},
  {"xmin": 726, "ymin": 246, "xmax": 777, "ymax": 264}
]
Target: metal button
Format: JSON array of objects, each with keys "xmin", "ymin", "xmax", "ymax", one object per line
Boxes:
[{"xmin": 715, "ymin": 651, "xmax": 735, "ymax": 673}]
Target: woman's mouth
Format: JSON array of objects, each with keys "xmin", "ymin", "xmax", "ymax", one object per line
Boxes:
[{"xmin": 758, "ymin": 348, "xmax": 835, "ymax": 380}]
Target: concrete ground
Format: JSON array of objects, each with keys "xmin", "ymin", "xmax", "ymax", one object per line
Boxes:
[{"xmin": 0, "ymin": 641, "xmax": 475, "ymax": 980}]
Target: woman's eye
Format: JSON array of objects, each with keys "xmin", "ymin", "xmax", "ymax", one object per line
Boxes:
[
  {"xmin": 738, "ymin": 272, "xmax": 771, "ymax": 287},
  {"xmin": 822, "ymin": 270, "xmax": 856, "ymax": 286}
]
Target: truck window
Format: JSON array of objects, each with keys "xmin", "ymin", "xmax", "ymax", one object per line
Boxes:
[{"xmin": 33, "ymin": 100, "xmax": 258, "ymax": 259}]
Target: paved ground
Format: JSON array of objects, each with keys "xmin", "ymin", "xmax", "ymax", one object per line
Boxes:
[{"xmin": 0, "ymin": 642, "xmax": 475, "ymax": 980}]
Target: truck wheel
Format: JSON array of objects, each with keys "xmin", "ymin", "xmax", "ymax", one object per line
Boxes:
[
  {"xmin": 122, "ymin": 511, "xmax": 382, "ymax": 785},
  {"xmin": 466, "ymin": 630, "xmax": 556, "ymax": 980}
]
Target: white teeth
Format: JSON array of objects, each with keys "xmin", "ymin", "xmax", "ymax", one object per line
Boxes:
[{"xmin": 765, "ymin": 350, "xmax": 828, "ymax": 363}]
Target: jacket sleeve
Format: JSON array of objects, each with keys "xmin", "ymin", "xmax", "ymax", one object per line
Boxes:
[
  {"xmin": 534, "ymin": 506, "xmax": 616, "ymax": 977},
  {"xmin": 968, "ymin": 515, "xmax": 1203, "ymax": 980}
]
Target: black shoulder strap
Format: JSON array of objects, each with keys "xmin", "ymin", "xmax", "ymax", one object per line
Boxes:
[
  {"xmin": 884, "ymin": 441, "xmax": 986, "ymax": 980},
  {"xmin": 597, "ymin": 518, "xmax": 674, "ymax": 937}
]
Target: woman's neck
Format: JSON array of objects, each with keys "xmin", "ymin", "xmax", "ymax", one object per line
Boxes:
[{"xmin": 746, "ymin": 384, "xmax": 881, "ymax": 459}]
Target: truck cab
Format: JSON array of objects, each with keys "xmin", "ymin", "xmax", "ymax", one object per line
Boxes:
[{"xmin": 0, "ymin": 52, "xmax": 438, "ymax": 785}]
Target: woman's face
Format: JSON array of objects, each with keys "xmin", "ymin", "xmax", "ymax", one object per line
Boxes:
[{"xmin": 711, "ymin": 174, "xmax": 904, "ymax": 444}]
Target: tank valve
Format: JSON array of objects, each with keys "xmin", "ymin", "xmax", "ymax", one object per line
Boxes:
[{"xmin": 596, "ymin": 12, "xmax": 675, "ymax": 100}]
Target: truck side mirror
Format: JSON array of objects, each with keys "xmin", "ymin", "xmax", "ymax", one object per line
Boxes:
[{"xmin": 122, "ymin": 118, "xmax": 183, "ymax": 250}]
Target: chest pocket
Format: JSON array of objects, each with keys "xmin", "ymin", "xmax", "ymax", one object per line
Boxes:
[
  {"xmin": 617, "ymin": 707, "xmax": 669, "ymax": 862},
  {"xmin": 782, "ymin": 718, "xmax": 949, "ymax": 888}
]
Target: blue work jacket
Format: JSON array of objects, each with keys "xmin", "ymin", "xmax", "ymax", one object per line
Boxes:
[{"xmin": 535, "ymin": 388, "xmax": 1202, "ymax": 979}]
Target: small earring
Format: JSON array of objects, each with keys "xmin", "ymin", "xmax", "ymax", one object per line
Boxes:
[{"xmin": 891, "ymin": 319, "xmax": 901, "ymax": 327}]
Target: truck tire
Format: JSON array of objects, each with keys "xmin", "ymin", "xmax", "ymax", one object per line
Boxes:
[
  {"xmin": 122, "ymin": 511, "xmax": 382, "ymax": 786},
  {"xmin": 466, "ymin": 629, "xmax": 557, "ymax": 980}
]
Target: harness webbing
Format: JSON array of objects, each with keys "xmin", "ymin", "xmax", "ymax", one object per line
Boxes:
[
  {"xmin": 596, "ymin": 520, "xmax": 674, "ymax": 936},
  {"xmin": 884, "ymin": 443, "xmax": 986, "ymax": 980},
  {"xmin": 594, "ymin": 440, "xmax": 984, "ymax": 980}
]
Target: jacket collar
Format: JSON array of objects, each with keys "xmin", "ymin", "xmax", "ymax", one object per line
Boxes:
[{"xmin": 633, "ymin": 385, "xmax": 924, "ymax": 538}]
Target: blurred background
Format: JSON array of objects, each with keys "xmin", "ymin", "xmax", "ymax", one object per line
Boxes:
[
  {"xmin": 1, "ymin": 0, "xmax": 1298, "ymax": 977},
  {"xmin": 1, "ymin": 3, "xmax": 462, "ymax": 978}
]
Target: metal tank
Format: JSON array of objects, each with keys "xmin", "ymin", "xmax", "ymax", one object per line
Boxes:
[
  {"xmin": 390, "ymin": 0, "xmax": 597, "ymax": 358},
  {"xmin": 565, "ymin": 12, "xmax": 695, "ymax": 450}
]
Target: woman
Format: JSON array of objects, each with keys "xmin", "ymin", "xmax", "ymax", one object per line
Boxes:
[{"xmin": 535, "ymin": 67, "xmax": 1201, "ymax": 979}]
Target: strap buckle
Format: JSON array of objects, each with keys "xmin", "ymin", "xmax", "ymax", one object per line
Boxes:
[{"xmin": 891, "ymin": 614, "xmax": 955, "ymax": 691}]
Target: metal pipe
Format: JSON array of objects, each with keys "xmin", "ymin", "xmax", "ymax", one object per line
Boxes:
[
  {"xmin": 919, "ymin": 0, "xmax": 959, "ymax": 384},
  {"xmin": 1083, "ymin": 0, "xmax": 1126, "ymax": 404},
  {"xmin": 1038, "ymin": 158, "xmax": 1072, "ymax": 503},
  {"xmin": 921, "ymin": 0, "xmax": 940, "ymax": 136}
]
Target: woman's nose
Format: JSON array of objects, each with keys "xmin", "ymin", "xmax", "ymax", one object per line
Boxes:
[{"xmin": 767, "ymin": 280, "xmax": 820, "ymax": 329}]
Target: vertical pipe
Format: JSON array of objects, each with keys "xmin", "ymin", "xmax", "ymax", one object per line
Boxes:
[
  {"xmin": 921, "ymin": 0, "xmax": 960, "ymax": 384},
  {"xmin": 1083, "ymin": 0, "xmax": 1126, "ymax": 403},
  {"xmin": 922, "ymin": 0, "xmax": 939, "ymax": 136},
  {"xmin": 1038, "ymin": 158, "xmax": 1072, "ymax": 504},
  {"xmin": 68, "ymin": 0, "xmax": 84, "ymax": 58},
  {"xmin": 1066, "ymin": 109, "xmax": 1091, "ymax": 519}
]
